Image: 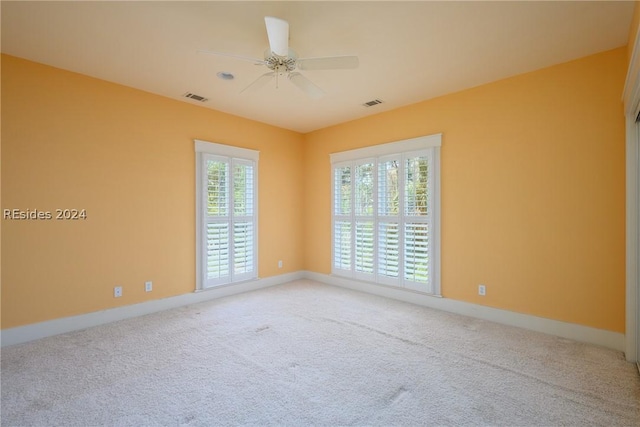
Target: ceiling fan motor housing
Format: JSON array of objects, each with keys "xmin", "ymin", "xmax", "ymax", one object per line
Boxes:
[{"xmin": 265, "ymin": 48, "xmax": 297, "ymax": 74}]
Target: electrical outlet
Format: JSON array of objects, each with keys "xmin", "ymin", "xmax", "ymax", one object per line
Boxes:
[
  {"xmin": 478, "ymin": 284, "xmax": 486, "ymax": 296},
  {"xmin": 114, "ymin": 286, "xmax": 123, "ymax": 298},
  {"xmin": 145, "ymin": 281, "xmax": 153, "ymax": 292},
  {"xmin": 278, "ymin": 260, "xmax": 283, "ymax": 269}
]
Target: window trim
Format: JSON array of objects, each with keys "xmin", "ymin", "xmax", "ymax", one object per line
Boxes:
[
  {"xmin": 330, "ymin": 134, "xmax": 442, "ymax": 296},
  {"xmin": 195, "ymin": 140, "xmax": 259, "ymax": 291},
  {"xmin": 330, "ymin": 134, "xmax": 441, "ymax": 163}
]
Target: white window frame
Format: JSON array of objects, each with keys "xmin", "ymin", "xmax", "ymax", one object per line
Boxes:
[
  {"xmin": 195, "ymin": 140, "xmax": 259, "ymax": 290},
  {"xmin": 330, "ymin": 134, "xmax": 442, "ymax": 296}
]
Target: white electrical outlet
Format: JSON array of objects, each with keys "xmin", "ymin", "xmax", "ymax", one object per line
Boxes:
[
  {"xmin": 278, "ymin": 260, "xmax": 283, "ymax": 269},
  {"xmin": 114, "ymin": 286, "xmax": 123, "ymax": 298},
  {"xmin": 478, "ymin": 284, "xmax": 486, "ymax": 296},
  {"xmin": 145, "ymin": 281, "xmax": 153, "ymax": 292}
]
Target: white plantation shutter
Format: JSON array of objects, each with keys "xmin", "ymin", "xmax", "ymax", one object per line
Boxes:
[
  {"xmin": 334, "ymin": 165, "xmax": 351, "ymax": 216},
  {"xmin": 378, "ymin": 158, "xmax": 400, "ymax": 217},
  {"xmin": 204, "ymin": 157, "xmax": 231, "ymax": 285},
  {"xmin": 405, "ymin": 155, "xmax": 429, "ymax": 216},
  {"xmin": 330, "ymin": 134, "xmax": 441, "ymax": 295},
  {"xmin": 354, "ymin": 162, "xmax": 375, "ymax": 279},
  {"xmin": 207, "ymin": 222, "xmax": 230, "ymax": 280},
  {"xmin": 233, "ymin": 222, "xmax": 254, "ymax": 276},
  {"xmin": 404, "ymin": 223, "xmax": 429, "ymax": 285},
  {"xmin": 206, "ymin": 161, "xmax": 228, "ymax": 216},
  {"xmin": 378, "ymin": 222, "xmax": 400, "ymax": 281},
  {"xmin": 233, "ymin": 162, "xmax": 254, "ymax": 216},
  {"xmin": 196, "ymin": 141, "xmax": 258, "ymax": 290},
  {"xmin": 403, "ymin": 153, "xmax": 433, "ymax": 292},
  {"xmin": 334, "ymin": 221, "xmax": 351, "ymax": 270},
  {"xmin": 377, "ymin": 156, "xmax": 401, "ymax": 285},
  {"xmin": 355, "ymin": 162, "xmax": 374, "ymax": 216},
  {"xmin": 232, "ymin": 161, "xmax": 255, "ymax": 281},
  {"xmin": 333, "ymin": 164, "xmax": 352, "ymax": 273},
  {"xmin": 355, "ymin": 221, "xmax": 374, "ymax": 275}
]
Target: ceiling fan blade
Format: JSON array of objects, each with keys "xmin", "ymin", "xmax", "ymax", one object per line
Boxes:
[
  {"xmin": 288, "ymin": 72, "xmax": 324, "ymax": 99},
  {"xmin": 240, "ymin": 72, "xmax": 275, "ymax": 94},
  {"xmin": 264, "ymin": 16, "xmax": 289, "ymax": 57},
  {"xmin": 197, "ymin": 50, "xmax": 265, "ymax": 65},
  {"xmin": 296, "ymin": 55, "xmax": 359, "ymax": 70}
]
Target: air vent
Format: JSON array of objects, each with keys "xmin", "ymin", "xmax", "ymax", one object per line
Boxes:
[
  {"xmin": 362, "ymin": 99, "xmax": 383, "ymax": 107},
  {"xmin": 183, "ymin": 92, "xmax": 208, "ymax": 102}
]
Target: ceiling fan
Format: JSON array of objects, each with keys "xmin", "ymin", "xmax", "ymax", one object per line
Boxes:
[{"xmin": 199, "ymin": 16, "xmax": 359, "ymax": 99}]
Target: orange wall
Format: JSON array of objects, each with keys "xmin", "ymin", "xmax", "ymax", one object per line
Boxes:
[
  {"xmin": 2, "ymin": 47, "xmax": 629, "ymax": 333},
  {"xmin": 303, "ymin": 47, "xmax": 627, "ymax": 332},
  {"xmin": 1, "ymin": 55, "xmax": 304, "ymax": 328}
]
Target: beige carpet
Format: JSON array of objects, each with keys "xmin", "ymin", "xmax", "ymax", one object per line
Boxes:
[{"xmin": 1, "ymin": 279, "xmax": 639, "ymax": 426}]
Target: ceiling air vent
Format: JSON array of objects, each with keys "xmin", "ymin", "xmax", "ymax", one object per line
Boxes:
[
  {"xmin": 362, "ymin": 99, "xmax": 383, "ymax": 107},
  {"xmin": 183, "ymin": 92, "xmax": 208, "ymax": 102}
]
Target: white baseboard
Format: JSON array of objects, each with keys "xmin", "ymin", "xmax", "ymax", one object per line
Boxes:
[
  {"xmin": 302, "ymin": 271, "xmax": 625, "ymax": 352},
  {"xmin": 2, "ymin": 270, "xmax": 625, "ymax": 352},
  {"xmin": 0, "ymin": 272, "xmax": 304, "ymax": 347}
]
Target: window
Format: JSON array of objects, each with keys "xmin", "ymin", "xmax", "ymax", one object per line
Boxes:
[
  {"xmin": 331, "ymin": 134, "xmax": 441, "ymax": 295},
  {"xmin": 195, "ymin": 140, "xmax": 258, "ymax": 289}
]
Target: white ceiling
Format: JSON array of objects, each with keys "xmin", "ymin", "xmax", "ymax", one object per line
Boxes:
[{"xmin": 1, "ymin": 1, "xmax": 635, "ymax": 133}]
